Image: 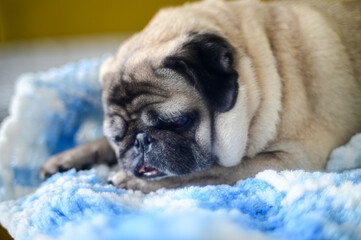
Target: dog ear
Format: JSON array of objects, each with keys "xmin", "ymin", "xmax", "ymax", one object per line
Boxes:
[{"xmin": 163, "ymin": 33, "xmax": 239, "ymax": 112}]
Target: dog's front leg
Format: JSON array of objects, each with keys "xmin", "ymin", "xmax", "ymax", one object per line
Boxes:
[{"xmin": 41, "ymin": 137, "xmax": 116, "ymax": 178}]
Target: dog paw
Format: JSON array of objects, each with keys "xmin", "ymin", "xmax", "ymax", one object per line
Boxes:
[
  {"xmin": 40, "ymin": 151, "xmax": 94, "ymax": 179},
  {"xmin": 40, "ymin": 154, "xmax": 74, "ymax": 179}
]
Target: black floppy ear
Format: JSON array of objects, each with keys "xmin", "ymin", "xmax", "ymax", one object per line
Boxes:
[{"xmin": 163, "ymin": 33, "xmax": 239, "ymax": 112}]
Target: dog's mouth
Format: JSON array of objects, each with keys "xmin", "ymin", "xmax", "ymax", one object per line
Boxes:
[{"xmin": 135, "ymin": 162, "xmax": 166, "ymax": 179}]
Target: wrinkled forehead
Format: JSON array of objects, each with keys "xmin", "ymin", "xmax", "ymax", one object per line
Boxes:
[
  {"xmin": 101, "ymin": 62, "xmax": 202, "ymax": 121},
  {"xmin": 99, "ymin": 33, "xmax": 205, "ymax": 119}
]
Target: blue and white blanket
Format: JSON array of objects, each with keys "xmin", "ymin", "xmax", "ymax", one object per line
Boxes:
[{"xmin": 0, "ymin": 57, "xmax": 360, "ymax": 240}]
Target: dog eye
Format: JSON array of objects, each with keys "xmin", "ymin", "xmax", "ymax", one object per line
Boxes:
[
  {"xmin": 159, "ymin": 115, "xmax": 193, "ymax": 131},
  {"xmin": 103, "ymin": 114, "xmax": 126, "ymax": 144},
  {"xmin": 169, "ymin": 116, "xmax": 189, "ymax": 126}
]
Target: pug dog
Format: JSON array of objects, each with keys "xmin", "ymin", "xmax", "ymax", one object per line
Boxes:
[{"xmin": 41, "ymin": 0, "xmax": 361, "ymax": 192}]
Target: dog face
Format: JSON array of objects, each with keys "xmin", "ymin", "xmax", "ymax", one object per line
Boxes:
[{"xmin": 100, "ymin": 33, "xmax": 239, "ymax": 179}]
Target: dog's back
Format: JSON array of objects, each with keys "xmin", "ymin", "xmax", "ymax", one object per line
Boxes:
[
  {"xmin": 310, "ymin": 1, "xmax": 361, "ymax": 82},
  {"xmin": 223, "ymin": 0, "xmax": 361, "ymax": 164}
]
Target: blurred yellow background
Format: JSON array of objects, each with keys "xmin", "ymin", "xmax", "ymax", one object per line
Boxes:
[
  {"xmin": 0, "ymin": 0, "xmax": 201, "ymax": 43},
  {"xmin": 0, "ymin": 0, "xmax": 349, "ymax": 43}
]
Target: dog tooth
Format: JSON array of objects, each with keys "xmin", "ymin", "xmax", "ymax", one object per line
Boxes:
[{"xmin": 144, "ymin": 170, "xmax": 157, "ymax": 176}]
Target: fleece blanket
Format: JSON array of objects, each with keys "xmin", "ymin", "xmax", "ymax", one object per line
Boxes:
[{"xmin": 0, "ymin": 56, "xmax": 361, "ymax": 240}]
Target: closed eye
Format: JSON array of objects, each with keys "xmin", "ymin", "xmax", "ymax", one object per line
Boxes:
[{"xmin": 158, "ymin": 114, "xmax": 195, "ymax": 132}]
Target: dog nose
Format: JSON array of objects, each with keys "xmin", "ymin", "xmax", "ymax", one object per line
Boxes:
[{"xmin": 134, "ymin": 133, "xmax": 154, "ymax": 151}]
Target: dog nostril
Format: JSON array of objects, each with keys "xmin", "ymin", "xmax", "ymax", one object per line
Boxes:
[
  {"xmin": 135, "ymin": 133, "xmax": 153, "ymax": 149},
  {"xmin": 144, "ymin": 135, "xmax": 153, "ymax": 146}
]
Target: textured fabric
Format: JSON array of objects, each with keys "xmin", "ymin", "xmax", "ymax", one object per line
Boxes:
[
  {"xmin": 0, "ymin": 57, "xmax": 105, "ymax": 201},
  {"xmin": 0, "ymin": 57, "xmax": 360, "ymax": 240},
  {"xmin": 2, "ymin": 166, "xmax": 361, "ymax": 240}
]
